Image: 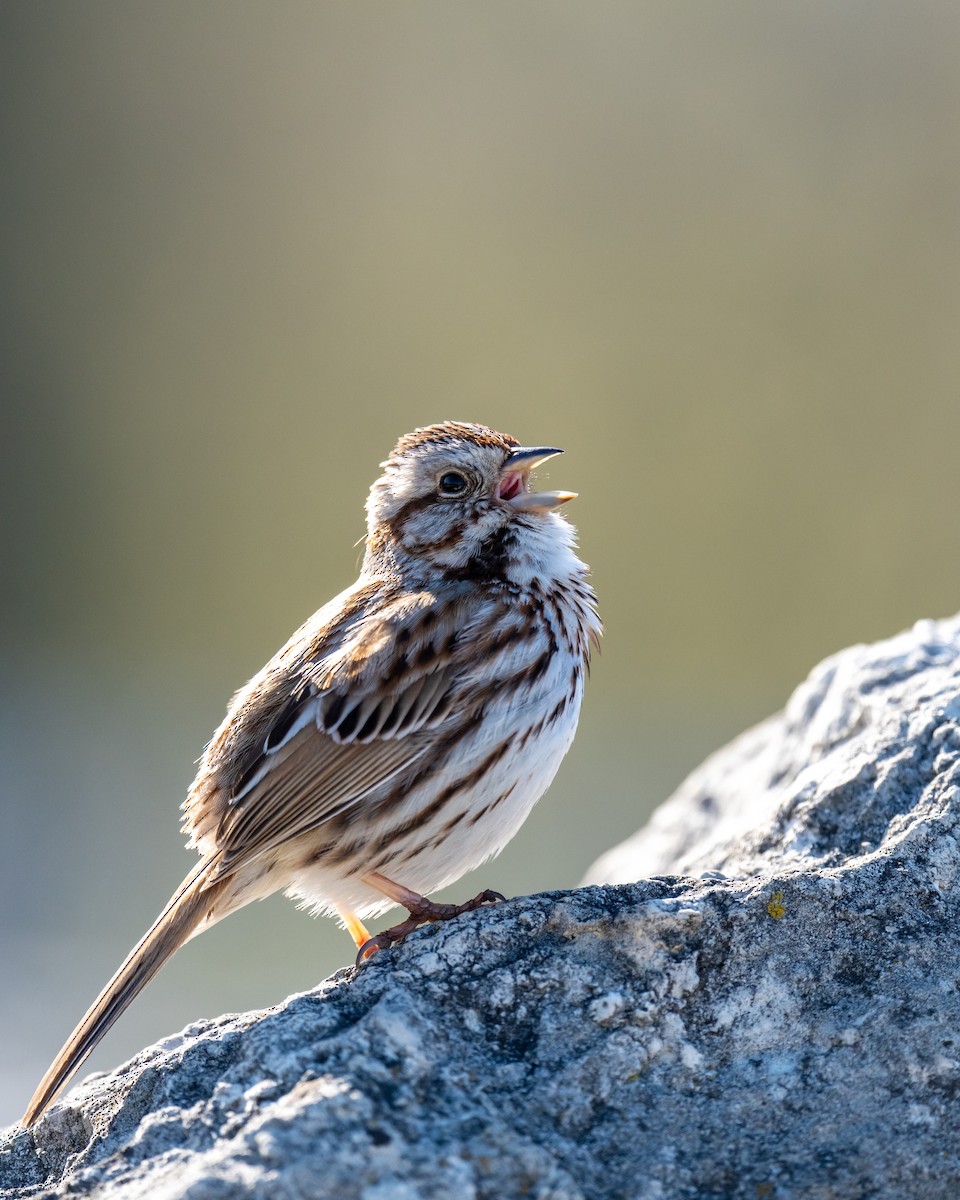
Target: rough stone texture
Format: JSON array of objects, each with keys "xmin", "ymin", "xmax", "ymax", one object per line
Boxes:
[
  {"xmin": 585, "ymin": 614, "xmax": 960, "ymax": 887},
  {"xmin": 5, "ymin": 615, "xmax": 960, "ymax": 1198}
]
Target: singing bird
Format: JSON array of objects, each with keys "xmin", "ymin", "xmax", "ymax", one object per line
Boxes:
[{"xmin": 23, "ymin": 420, "xmax": 600, "ymax": 1128}]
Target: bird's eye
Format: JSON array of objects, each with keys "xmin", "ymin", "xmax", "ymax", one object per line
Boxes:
[{"xmin": 438, "ymin": 471, "xmax": 469, "ymax": 496}]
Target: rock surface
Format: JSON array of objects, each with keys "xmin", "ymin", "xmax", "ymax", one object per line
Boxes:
[{"xmin": 5, "ymin": 615, "xmax": 960, "ymax": 1198}]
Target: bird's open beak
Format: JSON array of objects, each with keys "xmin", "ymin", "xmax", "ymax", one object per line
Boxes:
[{"xmin": 498, "ymin": 446, "xmax": 578, "ymax": 513}]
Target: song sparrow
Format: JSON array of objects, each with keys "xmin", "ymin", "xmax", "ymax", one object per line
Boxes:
[{"xmin": 22, "ymin": 420, "xmax": 600, "ymax": 1128}]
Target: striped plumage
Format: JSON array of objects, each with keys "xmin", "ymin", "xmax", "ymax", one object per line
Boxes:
[{"xmin": 23, "ymin": 421, "xmax": 600, "ymax": 1128}]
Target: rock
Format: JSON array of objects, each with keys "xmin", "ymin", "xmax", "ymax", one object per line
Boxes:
[
  {"xmin": 5, "ymin": 615, "xmax": 960, "ymax": 1198},
  {"xmin": 585, "ymin": 614, "xmax": 960, "ymax": 885}
]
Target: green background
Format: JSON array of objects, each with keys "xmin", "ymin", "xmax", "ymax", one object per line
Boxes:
[{"xmin": 3, "ymin": 2, "xmax": 960, "ymax": 1126}]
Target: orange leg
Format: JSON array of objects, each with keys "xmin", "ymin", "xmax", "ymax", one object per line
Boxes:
[{"xmin": 334, "ymin": 904, "xmax": 372, "ymax": 950}]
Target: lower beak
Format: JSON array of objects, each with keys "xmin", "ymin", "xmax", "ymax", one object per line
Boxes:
[{"xmin": 509, "ymin": 489, "xmax": 578, "ymax": 513}]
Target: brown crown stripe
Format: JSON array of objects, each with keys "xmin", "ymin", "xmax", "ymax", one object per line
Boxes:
[{"xmin": 391, "ymin": 422, "xmax": 519, "ymax": 458}]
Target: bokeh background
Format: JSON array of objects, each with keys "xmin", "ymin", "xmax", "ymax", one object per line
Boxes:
[{"xmin": 3, "ymin": 1, "xmax": 960, "ymax": 1127}]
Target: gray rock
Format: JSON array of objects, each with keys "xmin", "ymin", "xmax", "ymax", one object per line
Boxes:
[
  {"xmin": 585, "ymin": 615, "xmax": 960, "ymax": 885},
  {"xmin": 5, "ymin": 615, "xmax": 960, "ymax": 1199}
]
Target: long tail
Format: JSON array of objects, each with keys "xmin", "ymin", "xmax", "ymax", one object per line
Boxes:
[{"xmin": 22, "ymin": 860, "xmax": 231, "ymax": 1128}]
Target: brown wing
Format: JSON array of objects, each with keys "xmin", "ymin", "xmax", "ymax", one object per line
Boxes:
[
  {"xmin": 210, "ymin": 666, "xmax": 457, "ymax": 874},
  {"xmin": 182, "ymin": 582, "xmax": 479, "ymax": 879}
]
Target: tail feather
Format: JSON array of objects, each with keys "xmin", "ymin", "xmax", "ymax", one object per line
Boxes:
[{"xmin": 22, "ymin": 860, "xmax": 229, "ymax": 1128}]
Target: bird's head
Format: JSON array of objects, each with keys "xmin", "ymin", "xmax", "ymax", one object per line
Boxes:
[{"xmin": 363, "ymin": 421, "xmax": 579, "ymax": 584}]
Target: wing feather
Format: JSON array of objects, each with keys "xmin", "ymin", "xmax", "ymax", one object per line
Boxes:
[
  {"xmin": 213, "ymin": 727, "xmax": 431, "ymax": 874},
  {"xmin": 184, "ymin": 580, "xmax": 538, "ymax": 880},
  {"xmin": 209, "ymin": 663, "xmax": 458, "ymax": 875}
]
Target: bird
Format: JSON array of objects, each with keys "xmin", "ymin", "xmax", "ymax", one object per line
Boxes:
[{"xmin": 22, "ymin": 420, "xmax": 601, "ymax": 1128}]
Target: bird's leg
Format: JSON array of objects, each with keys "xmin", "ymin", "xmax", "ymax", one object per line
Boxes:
[
  {"xmin": 334, "ymin": 905, "xmax": 372, "ymax": 951},
  {"xmin": 355, "ymin": 871, "xmax": 505, "ymax": 963}
]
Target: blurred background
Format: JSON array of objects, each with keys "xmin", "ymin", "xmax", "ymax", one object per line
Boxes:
[{"xmin": 2, "ymin": 1, "xmax": 960, "ymax": 1127}]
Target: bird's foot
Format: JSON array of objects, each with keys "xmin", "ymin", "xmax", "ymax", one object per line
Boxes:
[{"xmin": 356, "ymin": 888, "xmax": 505, "ymax": 964}]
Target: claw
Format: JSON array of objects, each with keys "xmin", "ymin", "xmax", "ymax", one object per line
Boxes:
[
  {"xmin": 355, "ymin": 936, "xmax": 382, "ymax": 966},
  {"xmin": 355, "ymin": 915, "xmax": 421, "ymax": 965}
]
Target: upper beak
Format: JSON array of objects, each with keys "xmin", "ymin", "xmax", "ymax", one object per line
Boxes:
[
  {"xmin": 505, "ymin": 445, "xmax": 564, "ymax": 471},
  {"xmin": 500, "ymin": 445, "xmax": 578, "ymax": 513}
]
